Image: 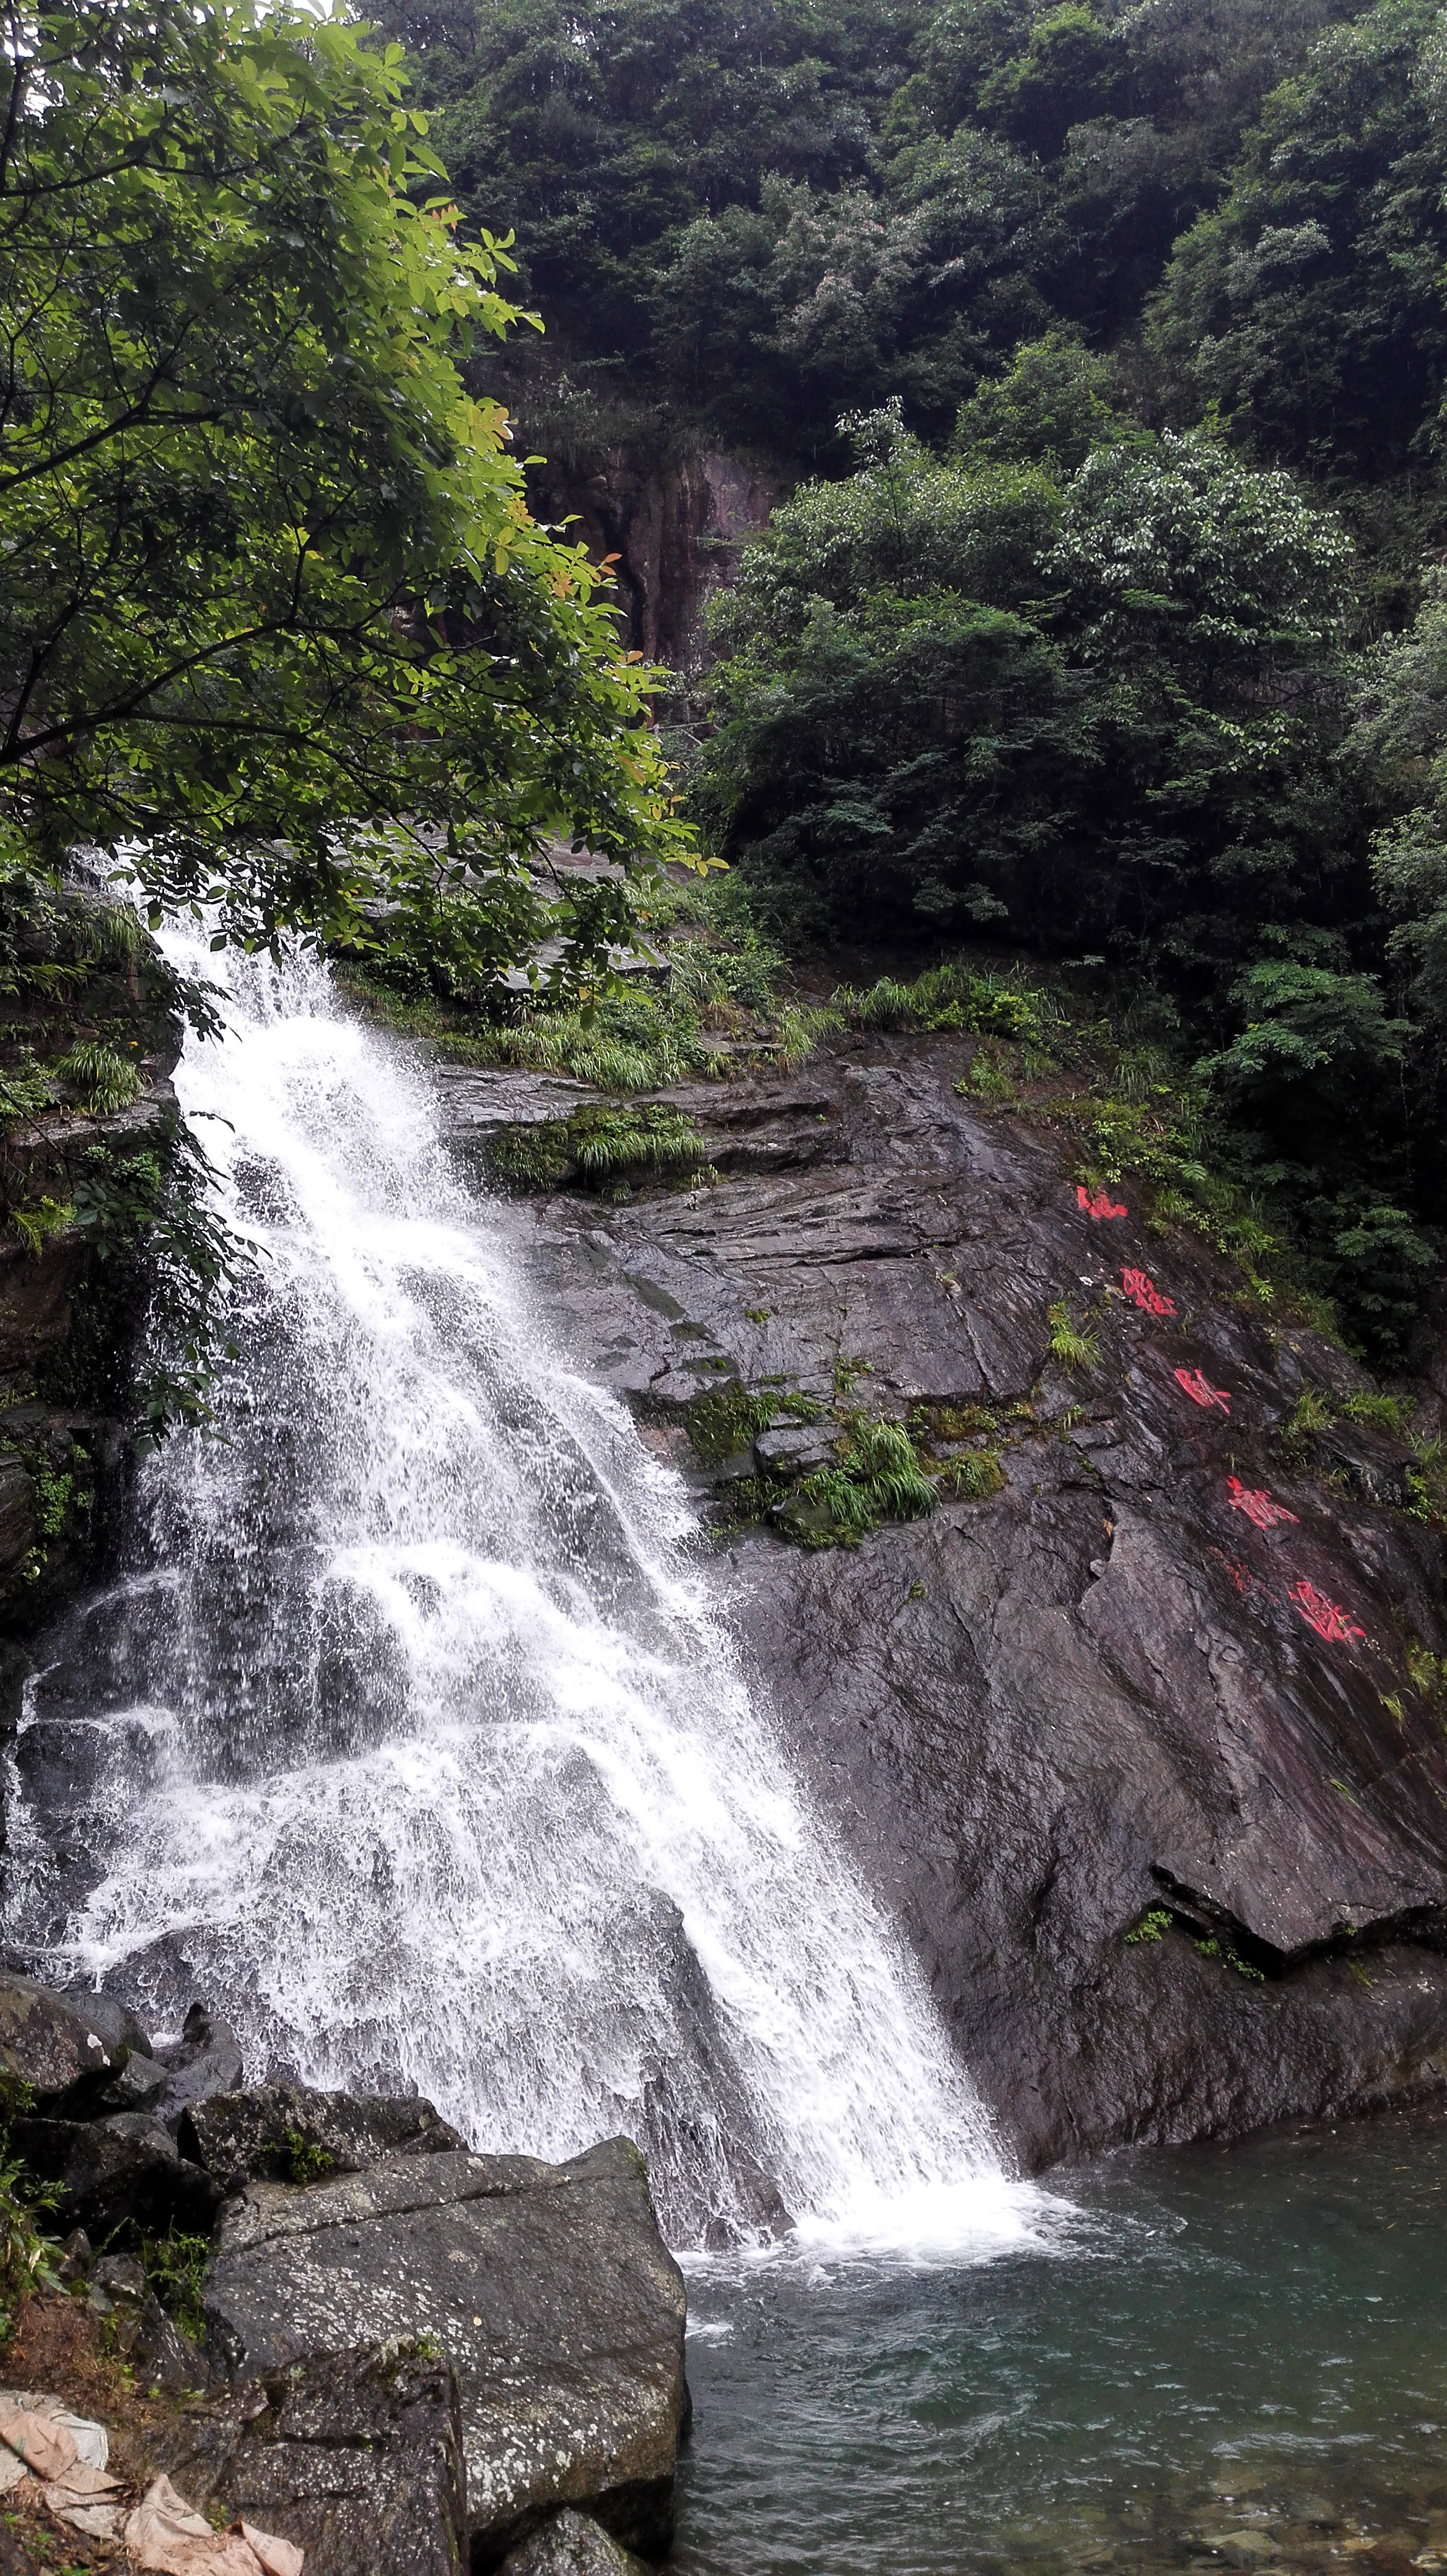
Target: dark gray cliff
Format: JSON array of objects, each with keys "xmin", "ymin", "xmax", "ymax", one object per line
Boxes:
[{"xmin": 440, "ymin": 1035, "xmax": 1447, "ymax": 2173}]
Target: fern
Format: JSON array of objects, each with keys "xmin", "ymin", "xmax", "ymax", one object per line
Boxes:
[{"xmin": 55, "ymin": 1038, "xmax": 143, "ymax": 1115}]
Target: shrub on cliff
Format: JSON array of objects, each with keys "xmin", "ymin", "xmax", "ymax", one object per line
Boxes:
[{"xmin": 694, "ymin": 416, "xmax": 1356, "ymax": 981}]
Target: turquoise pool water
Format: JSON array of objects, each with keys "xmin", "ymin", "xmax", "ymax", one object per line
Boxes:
[{"xmin": 675, "ymin": 2106, "xmax": 1447, "ymax": 2576}]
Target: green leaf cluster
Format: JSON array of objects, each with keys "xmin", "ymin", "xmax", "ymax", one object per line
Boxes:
[{"xmin": 0, "ymin": 2, "xmax": 696, "ymax": 993}]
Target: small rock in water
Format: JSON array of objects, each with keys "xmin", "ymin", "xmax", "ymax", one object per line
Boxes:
[
  {"xmin": 1200, "ymin": 2535, "xmax": 1282, "ymax": 2567},
  {"xmin": 499, "ymin": 2508, "xmax": 651, "ymax": 2575}
]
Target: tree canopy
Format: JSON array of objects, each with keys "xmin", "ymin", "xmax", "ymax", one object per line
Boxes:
[{"xmin": 0, "ymin": 0, "xmax": 693, "ymax": 993}]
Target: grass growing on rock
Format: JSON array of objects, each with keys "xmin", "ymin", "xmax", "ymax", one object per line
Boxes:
[
  {"xmin": 784, "ymin": 1416, "xmax": 935, "ymax": 1549},
  {"xmin": 139, "ymin": 2227, "xmax": 211, "ymax": 2344},
  {"xmin": 684, "ymin": 1386, "xmax": 782, "ymax": 1466},
  {"xmin": 486, "ymin": 1105, "xmax": 711, "ymax": 1194},
  {"xmin": 1047, "ymin": 1302, "xmax": 1099, "ymax": 1373},
  {"xmin": 935, "ymin": 1448, "xmax": 1006, "ymax": 1500},
  {"xmin": 343, "ymin": 871, "xmax": 840, "ymax": 1091}
]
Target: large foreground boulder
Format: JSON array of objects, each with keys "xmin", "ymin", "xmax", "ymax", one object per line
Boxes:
[
  {"xmin": 151, "ymin": 2341, "xmax": 467, "ymax": 2576},
  {"xmin": 201, "ymin": 2137, "xmax": 688, "ymax": 2565}
]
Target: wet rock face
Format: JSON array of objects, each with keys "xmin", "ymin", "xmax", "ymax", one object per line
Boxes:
[
  {"xmin": 451, "ymin": 1035, "xmax": 1447, "ymax": 2170},
  {"xmin": 526, "ymin": 445, "xmax": 772, "ymax": 669},
  {"xmin": 201, "ymin": 2136, "xmax": 689, "ymax": 2564}
]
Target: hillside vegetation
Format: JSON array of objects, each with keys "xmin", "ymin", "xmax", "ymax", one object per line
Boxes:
[{"xmin": 379, "ymin": 0, "xmax": 1447, "ymax": 1363}]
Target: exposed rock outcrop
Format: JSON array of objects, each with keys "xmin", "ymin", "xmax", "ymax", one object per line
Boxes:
[
  {"xmin": 528, "ymin": 442, "xmax": 773, "ymax": 670},
  {"xmin": 201, "ymin": 2137, "xmax": 689, "ymax": 2565},
  {"xmin": 442, "ymin": 1033, "xmax": 1447, "ymax": 2170},
  {"xmin": 181, "ymin": 2079, "xmax": 465, "ymax": 2196},
  {"xmin": 152, "ymin": 2341, "xmax": 469, "ymax": 2576}
]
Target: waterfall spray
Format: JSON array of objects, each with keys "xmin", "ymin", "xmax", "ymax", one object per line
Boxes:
[{"xmin": 4, "ymin": 939, "xmax": 1039, "ymax": 2256}]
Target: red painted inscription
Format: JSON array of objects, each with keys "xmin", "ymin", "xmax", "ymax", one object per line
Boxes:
[
  {"xmin": 1121, "ymin": 1268, "xmax": 1176, "ymax": 1318},
  {"xmin": 1077, "ymin": 1185, "xmax": 1127, "ymax": 1220},
  {"xmin": 1174, "ymin": 1367, "xmax": 1232, "ymax": 1415},
  {"xmin": 1288, "ymin": 1578, "xmax": 1365, "ymax": 1644},
  {"xmin": 1226, "ymin": 1476, "xmax": 1298, "ymax": 1531}
]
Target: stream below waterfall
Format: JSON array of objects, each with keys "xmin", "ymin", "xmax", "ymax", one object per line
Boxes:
[{"xmin": 4, "ymin": 944, "xmax": 1445, "ymax": 2575}]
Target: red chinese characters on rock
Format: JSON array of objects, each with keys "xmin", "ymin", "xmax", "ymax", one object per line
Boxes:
[
  {"xmin": 1226, "ymin": 1476, "xmax": 1298, "ymax": 1531},
  {"xmin": 1174, "ymin": 1367, "xmax": 1231, "ymax": 1415},
  {"xmin": 1288, "ymin": 1578, "xmax": 1365, "ymax": 1645},
  {"xmin": 1121, "ymin": 1268, "xmax": 1176, "ymax": 1317},
  {"xmin": 1077, "ymin": 1185, "xmax": 1127, "ymax": 1220}
]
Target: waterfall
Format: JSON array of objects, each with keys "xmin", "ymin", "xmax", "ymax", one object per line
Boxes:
[{"xmin": 4, "ymin": 940, "xmax": 1039, "ymax": 2255}]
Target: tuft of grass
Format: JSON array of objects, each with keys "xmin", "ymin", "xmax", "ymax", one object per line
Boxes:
[
  {"xmin": 786, "ymin": 1416, "xmax": 935, "ymax": 1549},
  {"xmin": 1124, "ymin": 1907, "xmax": 1173, "ymax": 1945},
  {"xmin": 835, "ymin": 960, "xmax": 1061, "ymax": 1050},
  {"xmin": 1279, "ymin": 1386, "xmax": 1332, "ymax": 1465},
  {"xmin": 139, "ymin": 2226, "xmax": 211, "ymax": 2344},
  {"xmin": 1047, "ymin": 1300, "xmax": 1099, "ymax": 1373},
  {"xmin": 487, "ymin": 1105, "xmax": 710, "ymax": 1194},
  {"xmin": 937, "ymin": 1448, "xmax": 1005, "ymax": 1501},
  {"xmin": 1340, "ymin": 1389, "xmax": 1412, "ymax": 1436},
  {"xmin": 273, "ymin": 2126, "xmax": 336, "ymax": 2186},
  {"xmin": 685, "ymin": 1386, "xmax": 779, "ymax": 1466},
  {"xmin": 1405, "ymin": 1640, "xmax": 1446, "ymax": 1700},
  {"xmin": 574, "ymin": 1108, "xmax": 708, "ymax": 1184},
  {"xmin": 55, "ymin": 1038, "xmax": 143, "ymax": 1115}
]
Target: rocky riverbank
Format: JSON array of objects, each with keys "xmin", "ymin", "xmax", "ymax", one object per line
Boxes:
[
  {"xmin": 440, "ymin": 1028, "xmax": 1447, "ymax": 2172},
  {"xmin": 0, "ymin": 1971, "xmax": 688, "ymax": 2573}
]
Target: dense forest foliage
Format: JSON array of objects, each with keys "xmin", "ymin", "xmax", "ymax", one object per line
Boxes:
[
  {"xmin": 378, "ymin": 0, "xmax": 1447, "ymax": 1362},
  {"xmin": 7, "ymin": 0, "xmax": 1447, "ymax": 1367}
]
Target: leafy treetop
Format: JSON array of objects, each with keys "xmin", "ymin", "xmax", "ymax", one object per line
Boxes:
[{"xmin": 0, "ymin": 0, "xmax": 696, "ymax": 996}]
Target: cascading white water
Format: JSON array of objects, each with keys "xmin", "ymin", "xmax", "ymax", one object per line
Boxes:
[{"xmin": 4, "ymin": 938, "xmax": 1041, "ymax": 2255}]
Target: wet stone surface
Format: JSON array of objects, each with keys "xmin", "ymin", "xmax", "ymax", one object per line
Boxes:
[{"xmin": 448, "ymin": 1034, "xmax": 1447, "ymax": 2172}]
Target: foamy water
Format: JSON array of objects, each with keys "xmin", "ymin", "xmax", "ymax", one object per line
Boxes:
[{"xmin": 3, "ymin": 937, "xmax": 1049, "ymax": 2256}]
